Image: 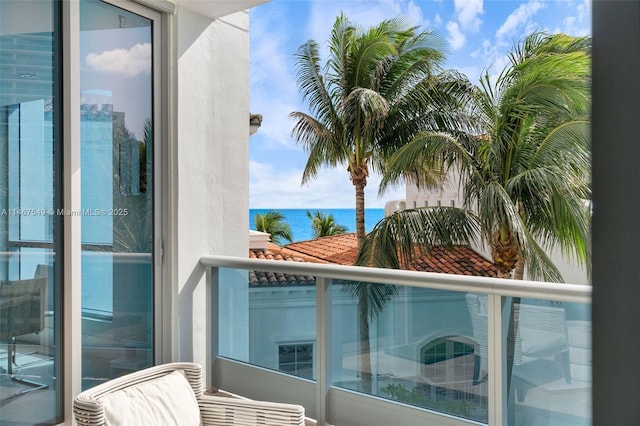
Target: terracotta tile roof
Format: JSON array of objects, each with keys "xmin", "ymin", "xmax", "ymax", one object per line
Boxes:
[
  {"xmin": 285, "ymin": 233, "xmax": 359, "ymax": 266},
  {"xmin": 408, "ymin": 246, "xmax": 498, "ymax": 276},
  {"xmin": 284, "ymin": 233, "xmax": 498, "ymax": 277},
  {"xmin": 248, "ymin": 242, "xmax": 326, "ymax": 287},
  {"xmin": 248, "ymin": 234, "xmax": 498, "ymax": 287}
]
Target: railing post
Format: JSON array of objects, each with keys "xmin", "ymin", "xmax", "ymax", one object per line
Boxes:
[
  {"xmin": 487, "ymin": 293, "xmax": 503, "ymax": 426},
  {"xmin": 206, "ymin": 266, "xmax": 220, "ymax": 392},
  {"xmin": 316, "ymin": 276, "xmax": 332, "ymax": 425}
]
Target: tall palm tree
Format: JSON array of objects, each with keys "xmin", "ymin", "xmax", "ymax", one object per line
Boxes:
[
  {"xmin": 253, "ymin": 211, "xmax": 293, "ymax": 246},
  {"xmin": 291, "ymin": 13, "xmax": 472, "ymax": 392},
  {"xmin": 306, "ymin": 210, "xmax": 348, "ymax": 238},
  {"xmin": 291, "ymin": 13, "xmax": 472, "ymax": 251},
  {"xmin": 357, "ymin": 32, "xmax": 591, "ymax": 398}
]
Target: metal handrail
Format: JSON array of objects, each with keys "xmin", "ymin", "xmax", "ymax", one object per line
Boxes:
[{"xmin": 200, "ymin": 254, "xmax": 591, "ymax": 304}]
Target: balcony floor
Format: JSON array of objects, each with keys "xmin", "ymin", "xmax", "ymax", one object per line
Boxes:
[{"xmin": 0, "ymin": 341, "xmax": 54, "ymax": 423}]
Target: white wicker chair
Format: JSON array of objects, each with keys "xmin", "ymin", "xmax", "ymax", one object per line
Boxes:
[
  {"xmin": 465, "ymin": 293, "xmax": 488, "ymax": 385},
  {"xmin": 73, "ymin": 362, "xmax": 305, "ymax": 426},
  {"xmin": 512, "ymin": 303, "xmax": 571, "ymax": 401}
]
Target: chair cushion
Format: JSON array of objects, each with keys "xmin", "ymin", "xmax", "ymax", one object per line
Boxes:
[
  {"xmin": 102, "ymin": 370, "xmax": 201, "ymax": 426},
  {"xmin": 520, "ymin": 328, "xmax": 567, "ymax": 356}
]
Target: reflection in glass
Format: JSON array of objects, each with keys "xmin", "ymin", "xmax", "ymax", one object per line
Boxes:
[
  {"xmin": 0, "ymin": 0, "xmax": 61, "ymax": 423},
  {"xmin": 80, "ymin": 0, "xmax": 153, "ymax": 388},
  {"xmin": 251, "ymin": 275, "xmax": 317, "ymax": 381},
  {"xmin": 506, "ymin": 299, "xmax": 591, "ymax": 426},
  {"xmin": 332, "ymin": 284, "xmax": 488, "ymax": 423},
  {"xmin": 239, "ymin": 267, "xmax": 488, "ymax": 421}
]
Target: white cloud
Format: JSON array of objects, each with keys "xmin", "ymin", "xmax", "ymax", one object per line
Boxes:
[
  {"xmin": 563, "ymin": 16, "xmax": 576, "ymax": 29},
  {"xmin": 434, "ymin": 13, "xmax": 442, "ymax": 27},
  {"xmin": 446, "ymin": 21, "xmax": 466, "ymax": 50},
  {"xmin": 86, "ymin": 43, "xmax": 151, "ymax": 77},
  {"xmin": 307, "ymin": 0, "xmax": 428, "ymax": 59},
  {"xmin": 454, "ymin": 0, "xmax": 483, "ymax": 32},
  {"xmin": 578, "ymin": 0, "xmax": 591, "ymax": 21},
  {"xmin": 559, "ymin": 0, "xmax": 591, "ymax": 36},
  {"xmin": 441, "ymin": 0, "xmax": 482, "ymax": 55},
  {"xmin": 495, "ymin": 1, "xmax": 545, "ymax": 41},
  {"xmin": 406, "ymin": 0, "xmax": 425, "ymax": 27},
  {"xmin": 250, "ymin": 161, "xmax": 404, "ymax": 209},
  {"xmin": 250, "ymin": 5, "xmax": 304, "ymax": 149}
]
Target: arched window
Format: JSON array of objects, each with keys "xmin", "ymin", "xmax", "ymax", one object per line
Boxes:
[{"xmin": 420, "ymin": 336, "xmax": 476, "ymax": 386}]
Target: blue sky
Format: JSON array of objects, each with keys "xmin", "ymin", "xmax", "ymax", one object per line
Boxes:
[{"xmin": 248, "ymin": 0, "xmax": 591, "ymax": 209}]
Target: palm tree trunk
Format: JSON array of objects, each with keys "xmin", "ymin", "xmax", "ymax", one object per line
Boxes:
[
  {"xmin": 490, "ymin": 234, "xmax": 522, "ymax": 418},
  {"xmin": 358, "ymin": 287, "xmax": 372, "ymax": 393},
  {"xmin": 352, "ymin": 172, "xmax": 372, "ymax": 392},
  {"xmin": 506, "ymin": 295, "xmax": 520, "ymax": 408},
  {"xmin": 506, "ymin": 254, "xmax": 525, "ymax": 422},
  {"xmin": 513, "ymin": 253, "xmax": 526, "ymax": 280},
  {"xmin": 354, "ymin": 179, "xmax": 366, "ymax": 249}
]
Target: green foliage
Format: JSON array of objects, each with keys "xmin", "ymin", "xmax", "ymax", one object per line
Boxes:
[
  {"xmin": 359, "ymin": 32, "xmax": 592, "ymax": 282},
  {"xmin": 290, "ymin": 11, "xmax": 471, "ymax": 218},
  {"xmin": 342, "ymin": 281, "xmax": 397, "ymax": 320},
  {"xmin": 306, "ymin": 210, "xmax": 348, "ymax": 238},
  {"xmin": 356, "ymin": 207, "xmax": 480, "ymax": 269},
  {"xmin": 381, "ymin": 383, "xmax": 474, "ymax": 418},
  {"xmin": 254, "ymin": 211, "xmax": 293, "ymax": 246}
]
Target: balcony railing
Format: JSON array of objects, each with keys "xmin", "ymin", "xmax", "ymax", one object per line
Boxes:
[{"xmin": 200, "ymin": 255, "xmax": 591, "ymax": 426}]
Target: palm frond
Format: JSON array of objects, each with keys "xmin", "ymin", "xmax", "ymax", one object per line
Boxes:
[
  {"xmin": 290, "ymin": 112, "xmax": 350, "ymax": 184},
  {"xmin": 356, "ymin": 207, "xmax": 480, "ymax": 269},
  {"xmin": 293, "ymin": 41, "xmax": 337, "ymax": 127},
  {"xmin": 342, "ymin": 281, "xmax": 397, "ymax": 319},
  {"xmin": 518, "ymin": 225, "xmax": 565, "ymax": 282},
  {"xmin": 254, "ymin": 211, "xmax": 294, "ymax": 245}
]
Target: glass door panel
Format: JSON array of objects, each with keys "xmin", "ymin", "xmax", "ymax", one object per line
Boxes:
[
  {"xmin": 0, "ymin": 0, "xmax": 62, "ymax": 423},
  {"xmin": 80, "ymin": 0, "xmax": 153, "ymax": 387}
]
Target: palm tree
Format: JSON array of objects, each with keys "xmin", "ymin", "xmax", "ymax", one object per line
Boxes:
[
  {"xmin": 306, "ymin": 210, "xmax": 348, "ymax": 238},
  {"xmin": 291, "ymin": 13, "xmax": 472, "ymax": 251},
  {"xmin": 253, "ymin": 211, "xmax": 293, "ymax": 246},
  {"xmin": 357, "ymin": 32, "xmax": 591, "ymax": 399},
  {"xmin": 291, "ymin": 13, "xmax": 472, "ymax": 392}
]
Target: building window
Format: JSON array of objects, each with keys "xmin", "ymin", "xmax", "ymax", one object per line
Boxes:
[
  {"xmin": 451, "ymin": 200, "xmax": 455, "ymax": 207},
  {"xmin": 420, "ymin": 337, "xmax": 475, "ymax": 386},
  {"xmin": 279, "ymin": 343, "xmax": 313, "ymax": 379}
]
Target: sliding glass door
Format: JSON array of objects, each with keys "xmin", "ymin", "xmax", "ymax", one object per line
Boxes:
[
  {"xmin": 79, "ymin": 0, "xmax": 155, "ymax": 387},
  {"xmin": 0, "ymin": 0, "xmax": 160, "ymax": 422},
  {"xmin": 0, "ymin": 0, "xmax": 62, "ymax": 423}
]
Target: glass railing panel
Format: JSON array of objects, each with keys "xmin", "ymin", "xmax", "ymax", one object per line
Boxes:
[
  {"xmin": 206, "ymin": 257, "xmax": 592, "ymax": 425},
  {"xmin": 505, "ymin": 298, "xmax": 591, "ymax": 426},
  {"xmin": 81, "ymin": 252, "xmax": 152, "ymax": 388},
  {"xmin": 330, "ymin": 280, "xmax": 488, "ymax": 423},
  {"xmin": 218, "ymin": 267, "xmax": 317, "ymax": 380}
]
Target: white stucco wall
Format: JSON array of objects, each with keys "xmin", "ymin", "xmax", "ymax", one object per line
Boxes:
[
  {"xmin": 405, "ymin": 169, "xmax": 463, "ymax": 209},
  {"xmin": 175, "ymin": 7, "xmax": 251, "ymax": 365}
]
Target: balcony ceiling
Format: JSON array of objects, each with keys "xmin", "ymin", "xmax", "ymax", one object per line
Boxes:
[{"xmin": 177, "ymin": 0, "xmax": 270, "ymax": 19}]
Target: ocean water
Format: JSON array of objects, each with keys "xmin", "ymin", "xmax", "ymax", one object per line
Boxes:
[{"xmin": 249, "ymin": 208, "xmax": 385, "ymax": 243}]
